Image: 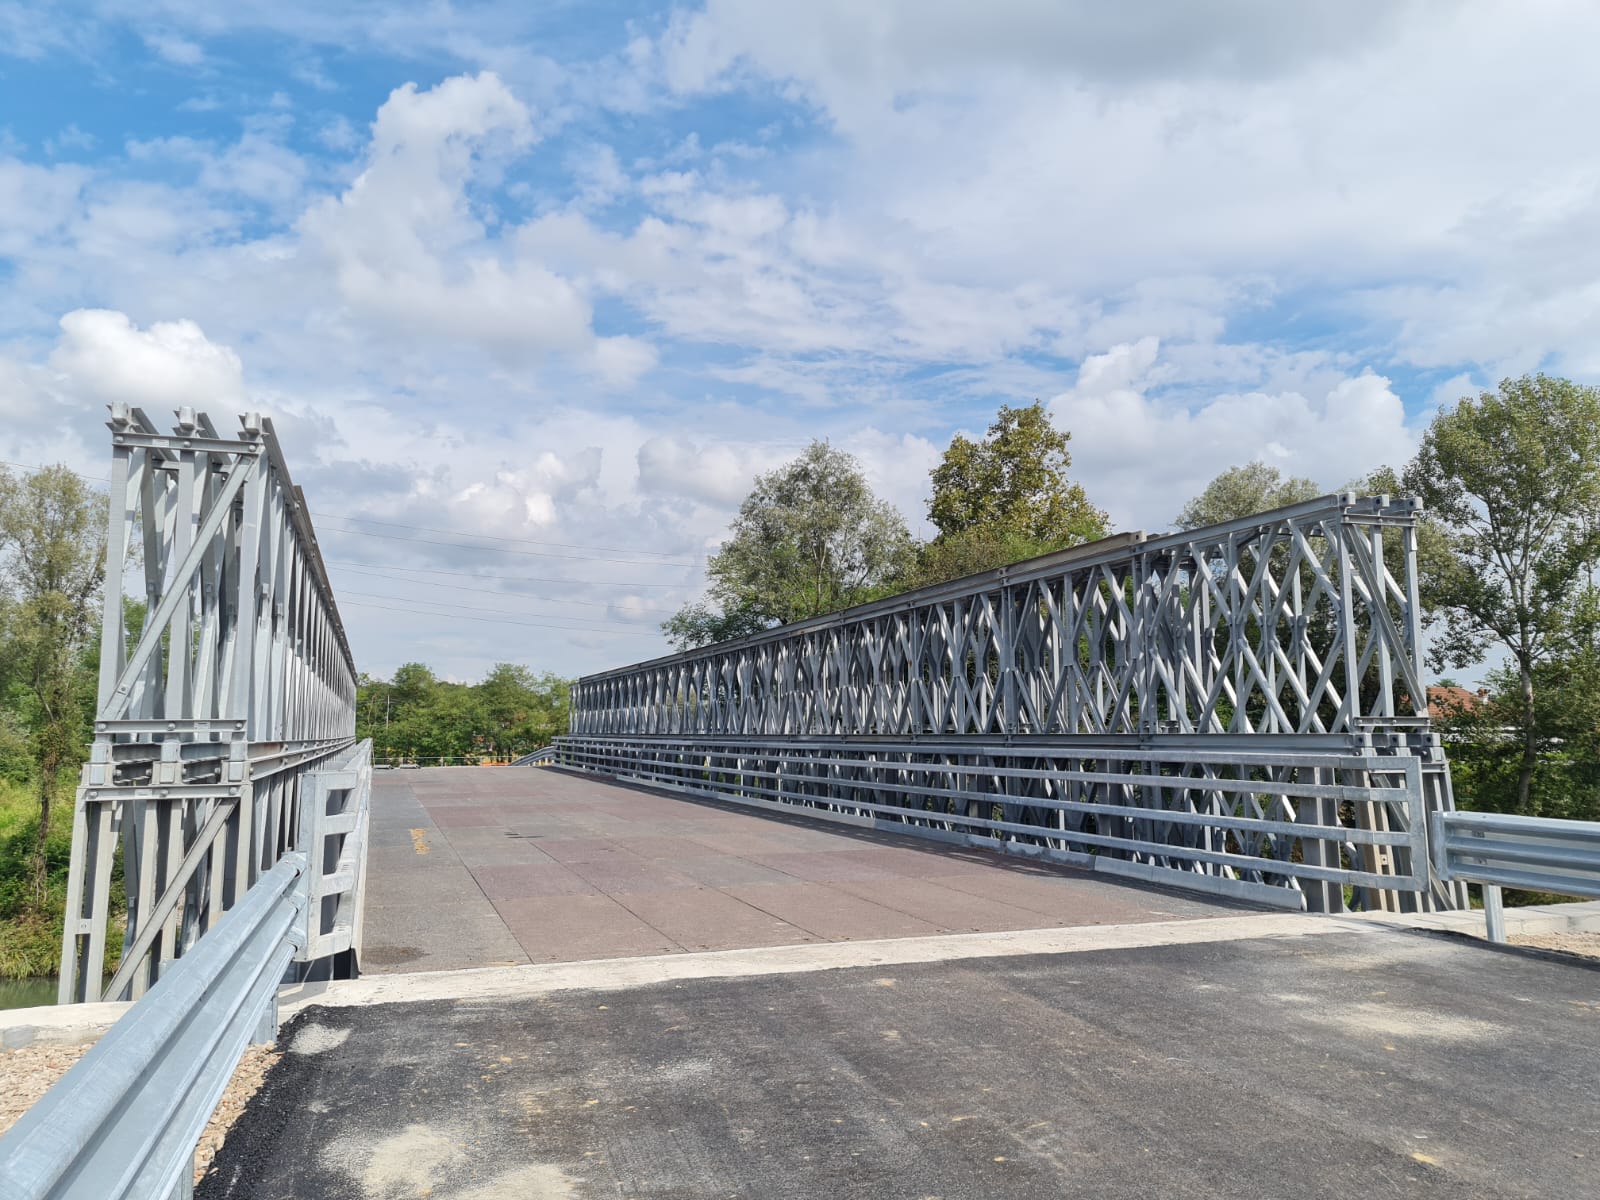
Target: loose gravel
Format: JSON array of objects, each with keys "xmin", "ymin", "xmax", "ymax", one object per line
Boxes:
[{"xmin": 0, "ymin": 1040, "xmax": 281, "ymax": 1186}]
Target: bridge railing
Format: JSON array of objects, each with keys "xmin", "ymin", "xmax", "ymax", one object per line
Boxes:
[
  {"xmin": 558, "ymin": 493, "xmax": 1461, "ymax": 914},
  {"xmin": 60, "ymin": 405, "xmax": 359, "ymax": 1003},
  {"xmin": 555, "ymin": 735, "xmax": 1429, "ymax": 911},
  {"xmin": 298, "ymin": 740, "xmax": 372, "ymax": 969},
  {"xmin": 1, "ymin": 852, "xmax": 309, "ymax": 1200},
  {"xmin": 1429, "ymin": 809, "xmax": 1600, "ymax": 941}
]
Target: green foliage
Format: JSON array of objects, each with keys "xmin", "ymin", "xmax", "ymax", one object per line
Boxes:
[
  {"xmin": 659, "ymin": 600, "xmax": 771, "ymax": 653},
  {"xmin": 663, "ymin": 441, "xmax": 914, "ymax": 649},
  {"xmin": 357, "ymin": 662, "xmax": 572, "ymax": 762},
  {"xmin": 1175, "ymin": 461, "xmax": 1322, "ymax": 529},
  {"xmin": 907, "ymin": 526, "xmax": 1061, "ymax": 588},
  {"xmin": 0, "ymin": 773, "xmax": 123, "ymax": 981},
  {"xmin": 928, "ymin": 402, "xmax": 1106, "ymax": 541},
  {"xmin": 0, "ymin": 463, "xmax": 105, "ymax": 909},
  {"xmin": 1403, "ymin": 374, "xmax": 1600, "ymax": 814},
  {"xmin": 918, "ymin": 402, "xmax": 1107, "ymax": 585}
]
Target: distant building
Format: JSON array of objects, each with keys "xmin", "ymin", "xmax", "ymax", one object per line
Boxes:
[{"xmin": 1427, "ymin": 685, "xmax": 1488, "ymax": 720}]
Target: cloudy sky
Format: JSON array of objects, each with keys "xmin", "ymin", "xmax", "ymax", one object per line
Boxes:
[{"xmin": 2, "ymin": 1, "xmax": 1597, "ymax": 681}]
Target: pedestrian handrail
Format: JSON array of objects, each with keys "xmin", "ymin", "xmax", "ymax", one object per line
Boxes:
[
  {"xmin": 0, "ymin": 853, "xmax": 308, "ymax": 1200},
  {"xmin": 1428, "ymin": 809, "xmax": 1600, "ymax": 942},
  {"xmin": 511, "ymin": 746, "xmax": 557, "ymax": 766}
]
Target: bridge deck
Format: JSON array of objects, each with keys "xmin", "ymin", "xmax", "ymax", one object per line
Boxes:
[{"xmin": 363, "ymin": 767, "xmax": 1240, "ymax": 973}]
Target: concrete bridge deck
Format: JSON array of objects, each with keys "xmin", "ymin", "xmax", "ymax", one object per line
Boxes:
[{"xmin": 362, "ymin": 767, "xmax": 1241, "ymax": 972}]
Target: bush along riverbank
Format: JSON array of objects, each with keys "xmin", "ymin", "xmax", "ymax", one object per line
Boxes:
[{"xmin": 0, "ymin": 779, "xmax": 123, "ymax": 983}]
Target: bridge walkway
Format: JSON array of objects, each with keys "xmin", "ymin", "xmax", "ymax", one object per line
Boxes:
[{"xmin": 362, "ymin": 767, "xmax": 1240, "ymax": 973}]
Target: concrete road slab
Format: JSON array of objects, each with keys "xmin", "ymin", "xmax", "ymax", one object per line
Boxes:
[
  {"xmin": 832, "ymin": 877, "xmax": 1062, "ymax": 933},
  {"xmin": 611, "ymin": 886, "xmax": 818, "ymax": 952},
  {"xmin": 361, "ymin": 768, "xmax": 1249, "ymax": 975},
  {"xmin": 201, "ymin": 927, "xmax": 1600, "ymax": 1200},
  {"xmin": 727, "ymin": 881, "xmax": 947, "ymax": 940},
  {"xmin": 492, "ymin": 894, "xmax": 681, "ymax": 962}
]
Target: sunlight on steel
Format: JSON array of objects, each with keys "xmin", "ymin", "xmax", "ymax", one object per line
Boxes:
[
  {"xmin": 562, "ymin": 493, "xmax": 1463, "ymax": 914},
  {"xmin": 58, "ymin": 406, "xmax": 359, "ymax": 1004}
]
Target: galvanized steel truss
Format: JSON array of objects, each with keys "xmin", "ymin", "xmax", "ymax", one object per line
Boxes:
[
  {"xmin": 563, "ymin": 494, "xmax": 1460, "ymax": 912},
  {"xmin": 572, "ymin": 494, "xmax": 1427, "ymax": 739},
  {"xmin": 59, "ymin": 405, "xmax": 358, "ymax": 1003}
]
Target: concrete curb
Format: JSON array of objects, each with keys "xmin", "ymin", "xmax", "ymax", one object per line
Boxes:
[
  {"xmin": 279, "ymin": 911, "xmax": 1387, "ymax": 1013},
  {"xmin": 8, "ymin": 900, "xmax": 1597, "ymax": 1042},
  {"xmin": 0, "ymin": 999, "xmax": 131, "ymax": 1049},
  {"xmin": 1358, "ymin": 898, "xmax": 1600, "ymax": 938}
]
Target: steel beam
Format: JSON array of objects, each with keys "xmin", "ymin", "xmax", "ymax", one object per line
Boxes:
[{"xmin": 59, "ymin": 406, "xmax": 357, "ymax": 1004}]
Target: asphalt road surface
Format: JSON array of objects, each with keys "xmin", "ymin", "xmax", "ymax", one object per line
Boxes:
[{"xmin": 199, "ymin": 925, "xmax": 1600, "ymax": 1199}]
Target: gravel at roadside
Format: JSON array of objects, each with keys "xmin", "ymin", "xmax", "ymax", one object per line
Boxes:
[
  {"xmin": 1511, "ymin": 930, "xmax": 1600, "ymax": 960},
  {"xmin": 0, "ymin": 1041, "xmax": 281, "ymax": 1185}
]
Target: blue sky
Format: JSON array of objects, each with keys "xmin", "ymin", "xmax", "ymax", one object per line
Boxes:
[{"xmin": 3, "ymin": 1, "xmax": 1598, "ymax": 680}]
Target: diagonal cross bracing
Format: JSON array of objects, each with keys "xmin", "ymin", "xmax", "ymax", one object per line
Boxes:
[
  {"xmin": 559, "ymin": 494, "xmax": 1462, "ymax": 914},
  {"xmin": 58, "ymin": 405, "xmax": 359, "ymax": 1003}
]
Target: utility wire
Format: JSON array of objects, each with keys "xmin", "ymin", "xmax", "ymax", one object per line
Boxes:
[
  {"xmin": 5, "ymin": 459, "xmax": 711, "ymax": 578},
  {"xmin": 328, "ymin": 563, "xmax": 679, "ymax": 614},
  {"xmin": 340, "ymin": 599, "xmax": 646, "ymax": 636},
  {"xmin": 338, "ymin": 588, "xmax": 661, "ymax": 630},
  {"xmin": 314, "ymin": 522, "xmax": 698, "ymax": 566},
  {"xmin": 324, "ymin": 556, "xmax": 687, "ymax": 589},
  {"xmin": 310, "ymin": 510, "xmax": 698, "ymax": 562}
]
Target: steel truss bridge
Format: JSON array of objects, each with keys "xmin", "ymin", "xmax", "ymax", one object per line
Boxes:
[
  {"xmin": 58, "ymin": 405, "xmax": 369, "ymax": 1005},
  {"xmin": 559, "ymin": 493, "xmax": 1460, "ymax": 912},
  {"xmin": 16, "ymin": 404, "xmax": 1600, "ymax": 1200}
]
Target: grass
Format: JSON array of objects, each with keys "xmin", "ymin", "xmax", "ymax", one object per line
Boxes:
[{"xmin": 0, "ymin": 776, "xmax": 123, "ymax": 982}]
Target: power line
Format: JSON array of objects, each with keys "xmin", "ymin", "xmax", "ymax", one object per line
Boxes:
[
  {"xmin": 328, "ymin": 563, "xmax": 679, "ymax": 614},
  {"xmin": 4, "ymin": 459, "xmax": 710, "ymax": 582},
  {"xmin": 338, "ymin": 588, "xmax": 661, "ymax": 630},
  {"xmin": 310, "ymin": 510, "xmax": 699, "ymax": 562},
  {"xmin": 324, "ymin": 557, "xmax": 688, "ymax": 589},
  {"xmin": 340, "ymin": 599, "xmax": 650, "ymax": 637},
  {"xmin": 314, "ymin": 521, "xmax": 701, "ymax": 567}
]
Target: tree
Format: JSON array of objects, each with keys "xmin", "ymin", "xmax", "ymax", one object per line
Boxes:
[
  {"xmin": 356, "ymin": 662, "xmax": 573, "ymax": 761},
  {"xmin": 0, "ymin": 466, "xmax": 105, "ymax": 899},
  {"xmin": 1175, "ymin": 462, "xmax": 1321, "ymax": 529},
  {"xmin": 1402, "ymin": 375, "xmax": 1600, "ymax": 815},
  {"xmin": 663, "ymin": 441, "xmax": 914, "ymax": 649},
  {"xmin": 916, "ymin": 401, "xmax": 1108, "ymax": 584}
]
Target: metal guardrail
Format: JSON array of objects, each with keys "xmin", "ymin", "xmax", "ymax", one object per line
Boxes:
[
  {"xmin": 511, "ymin": 746, "xmax": 557, "ymax": 766},
  {"xmin": 1429, "ymin": 809, "xmax": 1600, "ymax": 942},
  {"xmin": 0, "ymin": 854, "xmax": 308, "ymax": 1200},
  {"xmin": 555, "ymin": 735, "xmax": 1430, "ymax": 912},
  {"xmin": 0, "ymin": 743, "xmax": 371, "ymax": 1198}
]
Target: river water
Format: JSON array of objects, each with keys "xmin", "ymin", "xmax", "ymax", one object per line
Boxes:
[{"xmin": 0, "ymin": 977, "xmax": 57, "ymax": 1010}]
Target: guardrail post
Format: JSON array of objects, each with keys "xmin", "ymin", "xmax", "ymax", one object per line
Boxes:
[{"xmin": 1482, "ymin": 883, "xmax": 1506, "ymax": 944}]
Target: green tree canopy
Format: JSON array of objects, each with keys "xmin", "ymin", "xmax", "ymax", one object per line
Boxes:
[
  {"xmin": 1402, "ymin": 374, "xmax": 1600, "ymax": 815},
  {"xmin": 356, "ymin": 661, "xmax": 571, "ymax": 761},
  {"xmin": 916, "ymin": 402, "xmax": 1108, "ymax": 584},
  {"xmin": 0, "ymin": 465, "xmax": 105, "ymax": 898},
  {"xmin": 928, "ymin": 401, "xmax": 1107, "ymax": 542},
  {"xmin": 663, "ymin": 441, "xmax": 914, "ymax": 650},
  {"xmin": 1175, "ymin": 461, "xmax": 1322, "ymax": 530}
]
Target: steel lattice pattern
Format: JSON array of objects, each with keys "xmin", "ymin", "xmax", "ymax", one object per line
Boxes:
[
  {"xmin": 59, "ymin": 406, "xmax": 358, "ymax": 1003},
  {"xmin": 573, "ymin": 495, "xmax": 1426, "ymax": 740},
  {"xmin": 561, "ymin": 494, "xmax": 1462, "ymax": 914}
]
